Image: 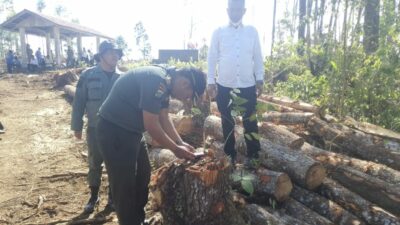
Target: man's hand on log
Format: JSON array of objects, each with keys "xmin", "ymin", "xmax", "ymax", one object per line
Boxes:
[{"xmin": 174, "ymin": 145, "xmax": 196, "ymax": 160}]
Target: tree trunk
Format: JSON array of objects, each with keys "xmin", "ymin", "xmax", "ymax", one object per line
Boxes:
[
  {"xmin": 168, "ymin": 99, "xmax": 185, "ymax": 114},
  {"xmin": 291, "ymin": 185, "xmax": 365, "ymax": 225},
  {"xmin": 258, "ymin": 99, "xmax": 300, "ymax": 113},
  {"xmin": 259, "ymin": 122, "xmax": 305, "ymax": 149},
  {"xmin": 210, "ymin": 102, "xmax": 220, "ymax": 117},
  {"xmin": 63, "ymin": 85, "xmax": 76, "ymax": 98},
  {"xmin": 242, "ymin": 204, "xmax": 309, "ymax": 225},
  {"xmin": 344, "ymin": 116, "xmax": 400, "ymax": 141},
  {"xmin": 307, "ymin": 117, "xmax": 400, "ymax": 170},
  {"xmin": 317, "ymin": 178, "xmax": 400, "ymax": 225},
  {"xmin": 271, "ymin": 0, "xmax": 278, "ymax": 57},
  {"xmin": 260, "ymin": 95, "xmax": 321, "ymax": 115},
  {"xmin": 281, "ymin": 198, "xmax": 335, "ymax": 225},
  {"xmin": 262, "ymin": 112, "xmax": 314, "ymax": 125},
  {"xmin": 232, "ymin": 167, "xmax": 293, "ymax": 202},
  {"xmin": 300, "ymin": 143, "xmax": 400, "ymax": 185},
  {"xmin": 170, "ymin": 114, "xmax": 193, "ymax": 136},
  {"xmin": 329, "ymin": 165, "xmax": 400, "ymax": 216},
  {"xmin": 364, "ymin": 0, "xmax": 380, "ymax": 54},
  {"xmin": 204, "ymin": 115, "xmax": 326, "ymax": 190},
  {"xmin": 298, "ymin": 0, "xmax": 307, "ymax": 55},
  {"xmin": 150, "ymin": 158, "xmax": 246, "ymax": 225},
  {"xmin": 53, "ymin": 70, "xmax": 80, "ymax": 88}
]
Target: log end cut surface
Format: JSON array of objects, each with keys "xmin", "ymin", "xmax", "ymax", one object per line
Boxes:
[{"xmin": 306, "ymin": 163, "xmax": 327, "ymax": 190}]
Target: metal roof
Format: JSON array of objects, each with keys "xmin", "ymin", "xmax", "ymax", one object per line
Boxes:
[{"xmin": 0, "ymin": 9, "xmax": 113, "ymax": 39}]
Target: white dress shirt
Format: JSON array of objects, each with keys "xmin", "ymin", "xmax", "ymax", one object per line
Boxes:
[{"xmin": 207, "ymin": 23, "xmax": 264, "ymax": 88}]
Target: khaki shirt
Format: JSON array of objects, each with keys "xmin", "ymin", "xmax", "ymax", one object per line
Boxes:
[{"xmin": 71, "ymin": 66, "xmax": 120, "ymax": 130}]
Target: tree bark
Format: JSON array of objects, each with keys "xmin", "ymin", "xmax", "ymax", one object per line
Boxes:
[
  {"xmin": 262, "ymin": 112, "xmax": 314, "ymax": 125},
  {"xmin": 170, "ymin": 114, "xmax": 193, "ymax": 136},
  {"xmin": 63, "ymin": 85, "xmax": 76, "ymax": 98},
  {"xmin": 364, "ymin": 0, "xmax": 380, "ymax": 54},
  {"xmin": 344, "ymin": 116, "xmax": 400, "ymax": 141},
  {"xmin": 232, "ymin": 167, "xmax": 293, "ymax": 202},
  {"xmin": 329, "ymin": 165, "xmax": 400, "ymax": 216},
  {"xmin": 300, "ymin": 143, "xmax": 400, "ymax": 185},
  {"xmin": 169, "ymin": 99, "xmax": 185, "ymax": 114},
  {"xmin": 150, "ymin": 158, "xmax": 246, "ymax": 225},
  {"xmin": 298, "ymin": 0, "xmax": 307, "ymax": 55},
  {"xmin": 307, "ymin": 117, "xmax": 400, "ymax": 170},
  {"xmin": 281, "ymin": 198, "xmax": 335, "ymax": 225},
  {"xmin": 259, "ymin": 122, "xmax": 305, "ymax": 149},
  {"xmin": 291, "ymin": 185, "xmax": 365, "ymax": 225},
  {"xmin": 317, "ymin": 178, "xmax": 400, "ymax": 225},
  {"xmin": 53, "ymin": 70, "xmax": 79, "ymax": 88},
  {"xmin": 271, "ymin": 0, "xmax": 278, "ymax": 57},
  {"xmin": 260, "ymin": 95, "xmax": 321, "ymax": 115},
  {"xmin": 242, "ymin": 204, "xmax": 310, "ymax": 225},
  {"xmin": 258, "ymin": 99, "xmax": 300, "ymax": 113}
]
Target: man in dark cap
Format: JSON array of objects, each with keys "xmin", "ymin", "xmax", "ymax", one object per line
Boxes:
[
  {"xmin": 96, "ymin": 65, "xmax": 206, "ymax": 225},
  {"xmin": 71, "ymin": 40, "xmax": 122, "ymax": 213}
]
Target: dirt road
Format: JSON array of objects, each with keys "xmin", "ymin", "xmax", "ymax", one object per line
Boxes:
[{"xmin": 0, "ymin": 73, "xmax": 117, "ymax": 224}]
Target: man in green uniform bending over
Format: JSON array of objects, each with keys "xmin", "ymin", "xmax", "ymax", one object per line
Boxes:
[
  {"xmin": 71, "ymin": 40, "xmax": 122, "ymax": 213},
  {"xmin": 96, "ymin": 65, "xmax": 206, "ymax": 225}
]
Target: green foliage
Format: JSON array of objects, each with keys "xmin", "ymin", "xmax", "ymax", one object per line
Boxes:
[{"xmin": 231, "ymin": 170, "xmax": 255, "ymax": 196}]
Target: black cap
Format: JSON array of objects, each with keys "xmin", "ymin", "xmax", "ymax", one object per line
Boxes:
[
  {"xmin": 94, "ymin": 40, "xmax": 123, "ymax": 61},
  {"xmin": 176, "ymin": 67, "xmax": 207, "ymax": 100}
]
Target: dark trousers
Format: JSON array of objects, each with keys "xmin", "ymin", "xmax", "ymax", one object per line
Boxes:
[
  {"xmin": 6, "ymin": 63, "xmax": 12, "ymax": 73},
  {"xmin": 216, "ymin": 83, "xmax": 261, "ymax": 159},
  {"xmin": 96, "ymin": 118, "xmax": 151, "ymax": 225}
]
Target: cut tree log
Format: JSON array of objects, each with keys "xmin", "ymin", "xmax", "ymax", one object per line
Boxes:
[
  {"xmin": 281, "ymin": 198, "xmax": 335, "ymax": 225},
  {"xmin": 262, "ymin": 112, "xmax": 314, "ymax": 125},
  {"xmin": 204, "ymin": 115, "xmax": 326, "ymax": 190},
  {"xmin": 329, "ymin": 165, "xmax": 400, "ymax": 216},
  {"xmin": 300, "ymin": 143, "xmax": 400, "ymax": 185},
  {"xmin": 169, "ymin": 99, "xmax": 185, "ymax": 114},
  {"xmin": 242, "ymin": 204, "xmax": 296, "ymax": 225},
  {"xmin": 317, "ymin": 178, "xmax": 400, "ymax": 225},
  {"xmin": 257, "ymin": 99, "xmax": 300, "ymax": 112},
  {"xmin": 344, "ymin": 116, "xmax": 400, "ymax": 141},
  {"xmin": 307, "ymin": 117, "xmax": 400, "ymax": 170},
  {"xmin": 260, "ymin": 95, "xmax": 321, "ymax": 115},
  {"xmin": 150, "ymin": 158, "xmax": 246, "ymax": 225},
  {"xmin": 258, "ymin": 139, "xmax": 326, "ymax": 190},
  {"xmin": 53, "ymin": 70, "xmax": 79, "ymax": 88},
  {"xmin": 291, "ymin": 185, "xmax": 365, "ymax": 225},
  {"xmin": 262, "ymin": 206, "xmax": 311, "ymax": 225},
  {"xmin": 259, "ymin": 122, "xmax": 304, "ymax": 149},
  {"xmin": 148, "ymin": 148, "xmax": 177, "ymax": 169},
  {"xmin": 210, "ymin": 102, "xmax": 220, "ymax": 117},
  {"xmin": 64, "ymin": 85, "xmax": 76, "ymax": 98},
  {"xmin": 170, "ymin": 114, "xmax": 193, "ymax": 136},
  {"xmin": 232, "ymin": 167, "xmax": 293, "ymax": 202}
]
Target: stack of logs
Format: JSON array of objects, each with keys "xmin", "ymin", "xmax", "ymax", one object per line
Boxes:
[{"xmin": 61, "ymin": 71, "xmax": 400, "ymax": 225}]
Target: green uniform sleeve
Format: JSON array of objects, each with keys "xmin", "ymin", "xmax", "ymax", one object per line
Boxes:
[
  {"xmin": 71, "ymin": 72, "xmax": 88, "ymax": 131},
  {"xmin": 139, "ymin": 76, "xmax": 169, "ymax": 114}
]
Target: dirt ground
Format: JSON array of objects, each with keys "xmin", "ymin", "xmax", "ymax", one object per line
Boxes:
[{"xmin": 0, "ymin": 73, "xmax": 119, "ymax": 224}]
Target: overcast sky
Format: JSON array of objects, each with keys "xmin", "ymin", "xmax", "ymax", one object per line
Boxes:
[{"xmin": 11, "ymin": 0, "xmax": 279, "ymax": 59}]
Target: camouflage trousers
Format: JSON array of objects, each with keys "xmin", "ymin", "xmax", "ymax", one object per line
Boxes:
[{"xmin": 86, "ymin": 127, "xmax": 103, "ymax": 187}]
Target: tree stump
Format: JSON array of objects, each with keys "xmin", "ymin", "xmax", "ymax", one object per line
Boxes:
[{"xmin": 149, "ymin": 157, "xmax": 246, "ymax": 225}]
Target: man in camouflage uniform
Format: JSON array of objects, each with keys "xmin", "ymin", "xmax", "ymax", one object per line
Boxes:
[{"xmin": 71, "ymin": 40, "xmax": 122, "ymax": 213}]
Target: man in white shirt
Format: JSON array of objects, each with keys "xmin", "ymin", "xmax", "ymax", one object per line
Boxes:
[{"xmin": 207, "ymin": 0, "xmax": 264, "ymax": 165}]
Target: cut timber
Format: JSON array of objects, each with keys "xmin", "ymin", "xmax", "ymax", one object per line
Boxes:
[
  {"xmin": 262, "ymin": 206, "xmax": 311, "ymax": 225},
  {"xmin": 258, "ymin": 139, "xmax": 326, "ymax": 190},
  {"xmin": 259, "ymin": 122, "xmax": 304, "ymax": 149},
  {"xmin": 329, "ymin": 165, "xmax": 400, "ymax": 216},
  {"xmin": 148, "ymin": 148, "xmax": 177, "ymax": 169},
  {"xmin": 241, "ymin": 204, "xmax": 289, "ymax": 225},
  {"xmin": 281, "ymin": 198, "xmax": 335, "ymax": 225},
  {"xmin": 262, "ymin": 112, "xmax": 314, "ymax": 125},
  {"xmin": 204, "ymin": 116, "xmax": 326, "ymax": 190},
  {"xmin": 258, "ymin": 99, "xmax": 300, "ymax": 112},
  {"xmin": 260, "ymin": 95, "xmax": 321, "ymax": 115},
  {"xmin": 317, "ymin": 178, "xmax": 400, "ymax": 225},
  {"xmin": 53, "ymin": 70, "xmax": 79, "ymax": 88},
  {"xmin": 307, "ymin": 117, "xmax": 400, "ymax": 170},
  {"xmin": 300, "ymin": 143, "xmax": 400, "ymax": 185},
  {"xmin": 64, "ymin": 85, "xmax": 76, "ymax": 98},
  {"xmin": 150, "ymin": 158, "xmax": 246, "ymax": 225},
  {"xmin": 144, "ymin": 132, "xmax": 162, "ymax": 148},
  {"xmin": 210, "ymin": 102, "xmax": 220, "ymax": 117},
  {"xmin": 344, "ymin": 116, "xmax": 400, "ymax": 141},
  {"xmin": 232, "ymin": 167, "xmax": 293, "ymax": 202},
  {"xmin": 291, "ymin": 185, "xmax": 365, "ymax": 225}
]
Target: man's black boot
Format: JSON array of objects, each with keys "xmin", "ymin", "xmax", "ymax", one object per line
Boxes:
[
  {"xmin": 104, "ymin": 186, "xmax": 115, "ymax": 211},
  {"xmin": 83, "ymin": 186, "xmax": 100, "ymax": 214}
]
